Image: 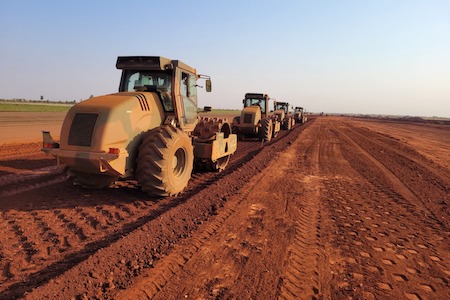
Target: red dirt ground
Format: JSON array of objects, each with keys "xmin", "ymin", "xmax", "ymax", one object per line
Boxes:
[{"xmin": 0, "ymin": 116, "xmax": 448, "ymax": 300}]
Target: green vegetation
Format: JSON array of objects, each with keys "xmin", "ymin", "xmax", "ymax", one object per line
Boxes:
[
  {"xmin": 1, "ymin": 100, "xmax": 238, "ymax": 115},
  {"xmin": 210, "ymin": 109, "xmax": 240, "ymax": 115},
  {"xmin": 0, "ymin": 102, "xmax": 73, "ymax": 112},
  {"xmin": 198, "ymin": 109, "xmax": 240, "ymax": 118}
]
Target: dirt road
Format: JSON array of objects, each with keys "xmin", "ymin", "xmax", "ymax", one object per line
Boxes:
[{"xmin": 0, "ymin": 117, "xmax": 448, "ymax": 299}]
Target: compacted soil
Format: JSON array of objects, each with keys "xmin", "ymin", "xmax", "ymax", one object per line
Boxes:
[{"xmin": 0, "ymin": 116, "xmax": 448, "ymax": 299}]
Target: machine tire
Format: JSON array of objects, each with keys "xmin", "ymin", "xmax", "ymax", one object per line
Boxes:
[
  {"xmin": 232, "ymin": 116, "xmax": 240, "ymax": 135},
  {"xmin": 70, "ymin": 171, "xmax": 117, "ymax": 189},
  {"xmin": 259, "ymin": 118, "xmax": 273, "ymax": 142},
  {"xmin": 272, "ymin": 128, "xmax": 279, "ymax": 138},
  {"xmin": 136, "ymin": 125, "xmax": 194, "ymax": 197},
  {"xmin": 283, "ymin": 118, "xmax": 291, "ymax": 130}
]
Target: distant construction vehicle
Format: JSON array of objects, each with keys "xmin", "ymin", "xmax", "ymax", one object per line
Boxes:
[
  {"xmin": 42, "ymin": 56, "xmax": 237, "ymax": 197},
  {"xmin": 232, "ymin": 93, "xmax": 281, "ymax": 142},
  {"xmin": 294, "ymin": 106, "xmax": 307, "ymax": 124},
  {"xmin": 273, "ymin": 101, "xmax": 295, "ymax": 130}
]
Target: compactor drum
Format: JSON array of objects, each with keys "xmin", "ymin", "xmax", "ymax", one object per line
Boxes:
[
  {"xmin": 42, "ymin": 56, "xmax": 237, "ymax": 197},
  {"xmin": 232, "ymin": 93, "xmax": 280, "ymax": 141}
]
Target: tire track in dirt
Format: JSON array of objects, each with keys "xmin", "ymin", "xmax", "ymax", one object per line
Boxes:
[
  {"xmin": 345, "ymin": 121, "xmax": 450, "ymax": 182},
  {"xmin": 0, "ymin": 176, "xmax": 67, "ymax": 198},
  {"xmin": 115, "ymin": 123, "xmax": 322, "ymax": 300},
  {"xmin": 22, "ymin": 125, "xmax": 308, "ymax": 300},
  {"xmin": 2, "ymin": 118, "xmax": 448, "ymax": 299},
  {"xmin": 350, "ymin": 118, "xmax": 450, "ymax": 171},
  {"xmin": 277, "ymin": 123, "xmax": 323, "ymax": 300},
  {"xmin": 319, "ymin": 118, "xmax": 449, "ymax": 300},
  {"xmin": 0, "ymin": 124, "xmax": 304, "ymax": 299},
  {"xmin": 337, "ymin": 121, "xmax": 449, "ymax": 227},
  {"xmin": 334, "ymin": 122, "xmax": 449, "ymax": 234},
  {"xmin": 0, "ymin": 166, "xmax": 63, "ymax": 185},
  {"xmin": 115, "ymin": 166, "xmax": 260, "ymax": 300}
]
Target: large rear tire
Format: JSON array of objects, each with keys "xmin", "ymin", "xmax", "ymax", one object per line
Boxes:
[
  {"xmin": 272, "ymin": 129, "xmax": 279, "ymax": 138},
  {"xmin": 259, "ymin": 118, "xmax": 273, "ymax": 142},
  {"xmin": 286, "ymin": 118, "xmax": 292, "ymax": 130},
  {"xmin": 136, "ymin": 126, "xmax": 194, "ymax": 197},
  {"xmin": 232, "ymin": 116, "xmax": 240, "ymax": 135}
]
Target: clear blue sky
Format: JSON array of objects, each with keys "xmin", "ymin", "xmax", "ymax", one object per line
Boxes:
[{"xmin": 1, "ymin": 0, "xmax": 449, "ymax": 117}]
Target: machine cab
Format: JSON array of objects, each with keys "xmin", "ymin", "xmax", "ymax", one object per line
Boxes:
[
  {"xmin": 116, "ymin": 56, "xmax": 211, "ymax": 132},
  {"xmin": 274, "ymin": 101, "xmax": 290, "ymax": 114},
  {"xmin": 243, "ymin": 93, "xmax": 270, "ymax": 117}
]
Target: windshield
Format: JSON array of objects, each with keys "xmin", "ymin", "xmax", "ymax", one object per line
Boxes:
[
  {"xmin": 122, "ymin": 70, "xmax": 173, "ymax": 111},
  {"xmin": 244, "ymin": 98, "xmax": 266, "ymax": 114},
  {"xmin": 122, "ymin": 70, "xmax": 172, "ymax": 91},
  {"xmin": 275, "ymin": 103, "xmax": 288, "ymax": 113}
]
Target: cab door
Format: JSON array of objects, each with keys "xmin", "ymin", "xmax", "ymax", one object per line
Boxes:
[{"xmin": 176, "ymin": 69, "xmax": 198, "ymax": 132}]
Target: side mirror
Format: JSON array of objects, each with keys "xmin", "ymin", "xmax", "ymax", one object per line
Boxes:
[
  {"xmin": 205, "ymin": 79, "xmax": 212, "ymax": 92},
  {"xmin": 203, "ymin": 106, "xmax": 212, "ymax": 112}
]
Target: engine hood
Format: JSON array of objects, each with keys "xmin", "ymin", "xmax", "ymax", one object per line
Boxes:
[
  {"xmin": 274, "ymin": 109, "xmax": 285, "ymax": 120},
  {"xmin": 59, "ymin": 92, "xmax": 164, "ymax": 151},
  {"xmin": 241, "ymin": 105, "xmax": 262, "ymax": 125}
]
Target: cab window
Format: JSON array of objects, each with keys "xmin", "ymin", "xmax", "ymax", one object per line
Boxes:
[
  {"xmin": 121, "ymin": 70, "xmax": 174, "ymax": 112},
  {"xmin": 180, "ymin": 72, "xmax": 197, "ymax": 124}
]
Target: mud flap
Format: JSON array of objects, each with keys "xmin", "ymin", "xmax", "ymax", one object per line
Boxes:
[{"xmin": 41, "ymin": 131, "xmax": 60, "ymax": 154}]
